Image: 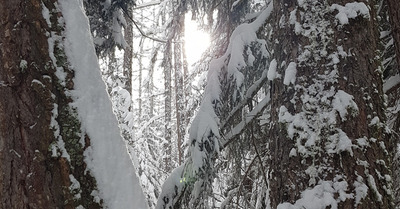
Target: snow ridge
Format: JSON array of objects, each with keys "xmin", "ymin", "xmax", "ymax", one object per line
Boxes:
[{"xmin": 58, "ymin": 1, "xmax": 147, "ymax": 208}]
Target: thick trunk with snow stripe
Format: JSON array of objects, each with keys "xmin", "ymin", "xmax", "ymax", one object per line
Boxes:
[
  {"xmin": 0, "ymin": 0, "xmax": 147, "ymax": 208},
  {"xmin": 267, "ymin": 0, "xmax": 393, "ymax": 208},
  {"xmin": 0, "ymin": 0, "xmax": 101, "ymax": 208}
]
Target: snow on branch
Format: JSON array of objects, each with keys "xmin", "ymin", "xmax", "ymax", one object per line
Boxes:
[
  {"xmin": 220, "ymin": 63, "xmax": 270, "ymax": 131},
  {"xmin": 222, "ymin": 94, "xmax": 270, "ymax": 148},
  {"xmin": 156, "ymin": 1, "xmax": 274, "ymax": 208}
]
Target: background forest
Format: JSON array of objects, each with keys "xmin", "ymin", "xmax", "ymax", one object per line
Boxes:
[{"xmin": 1, "ymin": 0, "xmax": 400, "ymax": 208}]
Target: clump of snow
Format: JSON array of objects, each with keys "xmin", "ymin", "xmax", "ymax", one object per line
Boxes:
[
  {"xmin": 277, "ymin": 179, "xmax": 353, "ymax": 209},
  {"xmin": 278, "ymin": 106, "xmax": 293, "ymax": 123},
  {"xmin": 69, "ymin": 174, "xmax": 82, "ymax": 199},
  {"xmin": 247, "ymin": 47, "xmax": 255, "ymax": 66},
  {"xmin": 289, "ymin": 148, "xmax": 297, "ymax": 157},
  {"xmin": 367, "ymin": 174, "xmax": 382, "ymax": 202},
  {"xmin": 326, "ymin": 129, "xmax": 354, "ymax": 156},
  {"xmin": 111, "ymin": 10, "xmax": 128, "ymax": 48},
  {"xmin": 19, "ymin": 60, "xmax": 28, "ymax": 70},
  {"xmin": 283, "ymin": 62, "xmax": 297, "ymax": 85},
  {"xmin": 305, "ymin": 166, "xmax": 318, "ymax": 186},
  {"xmin": 289, "ymin": 9, "xmax": 302, "ymax": 35},
  {"xmin": 353, "ymin": 175, "xmax": 368, "ymax": 206},
  {"xmin": 49, "ymin": 99, "xmax": 71, "ymax": 162},
  {"xmin": 41, "ymin": 2, "xmax": 51, "ymax": 27},
  {"xmin": 355, "ymin": 137, "xmax": 369, "ymax": 148},
  {"xmin": 330, "ymin": 2, "xmax": 370, "ymax": 25},
  {"xmin": 332, "ymin": 90, "xmax": 359, "ymax": 120},
  {"xmin": 369, "ymin": 116, "xmax": 380, "ymax": 126},
  {"xmin": 267, "ymin": 59, "xmax": 278, "ymax": 80},
  {"xmin": 155, "ymin": 165, "xmax": 185, "ymax": 209},
  {"xmin": 58, "ymin": 0, "xmax": 147, "ymax": 208},
  {"xmin": 31, "ymin": 79, "xmax": 44, "ymax": 87}
]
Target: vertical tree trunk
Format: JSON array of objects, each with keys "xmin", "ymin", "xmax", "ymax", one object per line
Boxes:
[
  {"xmin": 148, "ymin": 48, "xmax": 158, "ymax": 118},
  {"xmin": 268, "ymin": 0, "xmax": 393, "ymax": 208},
  {"xmin": 164, "ymin": 41, "xmax": 173, "ymax": 172},
  {"xmin": 123, "ymin": 6, "xmax": 133, "ymax": 109},
  {"xmin": 387, "ymin": 0, "xmax": 400, "ymax": 74},
  {"xmin": 138, "ymin": 44, "xmax": 144, "ymax": 122},
  {"xmin": 174, "ymin": 16, "xmax": 185, "ymax": 165},
  {"xmin": 0, "ymin": 0, "xmax": 100, "ymax": 208}
]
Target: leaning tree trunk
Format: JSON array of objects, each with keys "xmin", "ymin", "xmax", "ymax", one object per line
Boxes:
[
  {"xmin": 267, "ymin": 0, "xmax": 393, "ymax": 208},
  {"xmin": 0, "ymin": 0, "xmax": 101, "ymax": 208}
]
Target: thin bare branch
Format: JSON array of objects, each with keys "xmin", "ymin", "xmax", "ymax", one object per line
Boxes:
[{"xmin": 120, "ymin": 6, "xmax": 167, "ymax": 43}]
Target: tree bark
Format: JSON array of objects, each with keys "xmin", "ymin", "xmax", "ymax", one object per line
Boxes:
[
  {"xmin": 268, "ymin": 0, "xmax": 393, "ymax": 208},
  {"xmin": 123, "ymin": 6, "xmax": 134, "ymax": 108},
  {"xmin": 174, "ymin": 16, "xmax": 185, "ymax": 165},
  {"xmin": 164, "ymin": 41, "xmax": 173, "ymax": 172},
  {"xmin": 387, "ymin": 0, "xmax": 400, "ymax": 74},
  {"xmin": 0, "ymin": 0, "xmax": 101, "ymax": 208}
]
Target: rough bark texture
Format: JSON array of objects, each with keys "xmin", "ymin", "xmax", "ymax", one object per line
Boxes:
[
  {"xmin": 268, "ymin": 0, "xmax": 393, "ymax": 208},
  {"xmin": 123, "ymin": 7, "xmax": 133, "ymax": 103},
  {"xmin": 387, "ymin": 84, "xmax": 400, "ymax": 208},
  {"xmin": 387, "ymin": 0, "xmax": 400, "ymax": 74},
  {"xmin": 163, "ymin": 41, "xmax": 173, "ymax": 172},
  {"xmin": 0, "ymin": 0, "xmax": 101, "ymax": 208},
  {"xmin": 174, "ymin": 16, "xmax": 184, "ymax": 165}
]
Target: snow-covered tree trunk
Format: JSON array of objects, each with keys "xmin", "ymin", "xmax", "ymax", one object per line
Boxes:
[
  {"xmin": 0, "ymin": 1, "xmax": 89, "ymax": 207},
  {"xmin": 267, "ymin": 0, "xmax": 393, "ymax": 208},
  {"xmin": 0, "ymin": 0, "xmax": 147, "ymax": 208},
  {"xmin": 173, "ymin": 14, "xmax": 185, "ymax": 166},
  {"xmin": 164, "ymin": 41, "xmax": 173, "ymax": 172}
]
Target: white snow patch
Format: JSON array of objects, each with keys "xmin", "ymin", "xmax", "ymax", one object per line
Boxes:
[
  {"xmin": 41, "ymin": 3, "xmax": 51, "ymax": 27},
  {"xmin": 31, "ymin": 79, "xmax": 44, "ymax": 87},
  {"xmin": 369, "ymin": 116, "xmax": 380, "ymax": 126},
  {"xmin": 332, "ymin": 90, "xmax": 358, "ymax": 120},
  {"xmin": 111, "ymin": 10, "xmax": 128, "ymax": 48},
  {"xmin": 19, "ymin": 60, "xmax": 28, "ymax": 70},
  {"xmin": 326, "ymin": 129, "xmax": 353, "ymax": 156},
  {"xmin": 278, "ymin": 106, "xmax": 294, "ymax": 123},
  {"xmin": 277, "ymin": 180, "xmax": 352, "ymax": 209},
  {"xmin": 289, "ymin": 148, "xmax": 297, "ymax": 157},
  {"xmin": 59, "ymin": 0, "xmax": 147, "ymax": 208},
  {"xmin": 69, "ymin": 174, "xmax": 82, "ymax": 199},
  {"xmin": 367, "ymin": 174, "xmax": 382, "ymax": 202},
  {"xmin": 247, "ymin": 47, "xmax": 255, "ymax": 66},
  {"xmin": 267, "ymin": 59, "xmax": 278, "ymax": 80},
  {"xmin": 383, "ymin": 74, "xmax": 400, "ymax": 93},
  {"xmin": 330, "ymin": 2, "xmax": 370, "ymax": 25},
  {"xmin": 283, "ymin": 62, "xmax": 297, "ymax": 85},
  {"xmin": 155, "ymin": 165, "xmax": 185, "ymax": 209},
  {"xmin": 305, "ymin": 166, "xmax": 318, "ymax": 186},
  {"xmin": 49, "ymin": 100, "xmax": 71, "ymax": 161},
  {"xmin": 355, "ymin": 137, "xmax": 369, "ymax": 148},
  {"xmin": 289, "ymin": 9, "xmax": 302, "ymax": 35}
]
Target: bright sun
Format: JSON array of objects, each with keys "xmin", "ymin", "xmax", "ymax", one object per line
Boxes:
[{"xmin": 184, "ymin": 14, "xmax": 210, "ymax": 66}]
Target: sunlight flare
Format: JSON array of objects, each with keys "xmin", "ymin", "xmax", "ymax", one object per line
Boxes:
[{"xmin": 184, "ymin": 14, "xmax": 210, "ymax": 66}]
